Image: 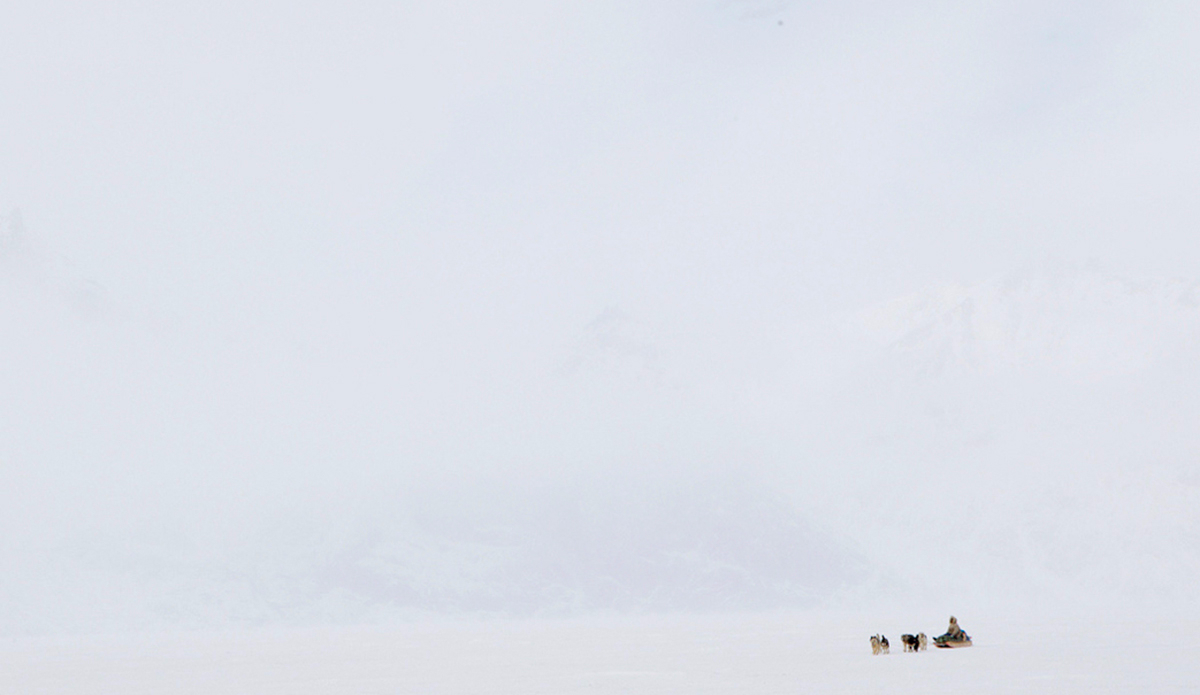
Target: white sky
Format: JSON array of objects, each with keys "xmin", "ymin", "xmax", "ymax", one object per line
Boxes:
[{"xmin": 2, "ymin": 1, "xmax": 1199, "ymax": 631}]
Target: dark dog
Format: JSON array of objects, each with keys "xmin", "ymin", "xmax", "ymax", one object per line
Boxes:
[{"xmin": 901, "ymin": 634, "xmax": 919, "ymax": 652}]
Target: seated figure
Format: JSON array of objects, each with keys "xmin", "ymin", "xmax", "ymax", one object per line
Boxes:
[
  {"xmin": 944, "ymin": 616, "xmax": 965, "ymax": 639},
  {"xmin": 934, "ymin": 616, "xmax": 971, "ymax": 647}
]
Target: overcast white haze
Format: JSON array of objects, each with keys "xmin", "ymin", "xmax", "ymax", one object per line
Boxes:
[{"xmin": 4, "ymin": 0, "xmax": 1200, "ymax": 677}]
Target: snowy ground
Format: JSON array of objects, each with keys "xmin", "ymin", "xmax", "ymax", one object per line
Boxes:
[{"xmin": 4, "ymin": 613, "xmax": 1197, "ymax": 694}]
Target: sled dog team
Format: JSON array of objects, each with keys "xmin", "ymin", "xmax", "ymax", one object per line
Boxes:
[
  {"xmin": 870, "ymin": 616, "xmax": 969, "ymax": 654},
  {"xmin": 870, "ymin": 633, "xmax": 925, "ymax": 655}
]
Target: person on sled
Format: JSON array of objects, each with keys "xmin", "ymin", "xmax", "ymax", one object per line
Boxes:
[
  {"xmin": 934, "ymin": 616, "xmax": 971, "ymax": 646},
  {"xmin": 944, "ymin": 616, "xmax": 966, "ymax": 640}
]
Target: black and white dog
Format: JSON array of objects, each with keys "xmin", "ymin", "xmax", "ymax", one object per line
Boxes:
[{"xmin": 900, "ymin": 633, "xmax": 929, "ymax": 652}]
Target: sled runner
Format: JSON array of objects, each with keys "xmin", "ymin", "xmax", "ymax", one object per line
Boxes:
[{"xmin": 933, "ymin": 636, "xmax": 972, "ymax": 648}]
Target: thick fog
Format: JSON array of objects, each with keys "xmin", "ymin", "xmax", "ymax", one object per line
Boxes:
[{"xmin": 3, "ymin": 1, "xmax": 1199, "ymax": 634}]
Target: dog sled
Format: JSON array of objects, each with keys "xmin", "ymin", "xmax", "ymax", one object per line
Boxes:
[{"xmin": 933, "ymin": 616, "xmax": 971, "ymax": 648}]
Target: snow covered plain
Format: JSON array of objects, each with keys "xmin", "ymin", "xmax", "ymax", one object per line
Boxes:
[{"xmin": 5, "ymin": 613, "xmax": 1198, "ymax": 694}]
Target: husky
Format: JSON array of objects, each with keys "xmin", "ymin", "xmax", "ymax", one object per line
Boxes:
[
  {"xmin": 901, "ymin": 634, "xmax": 920, "ymax": 652},
  {"xmin": 870, "ymin": 634, "xmax": 889, "ymax": 655},
  {"xmin": 917, "ymin": 632, "xmax": 928, "ymax": 651}
]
